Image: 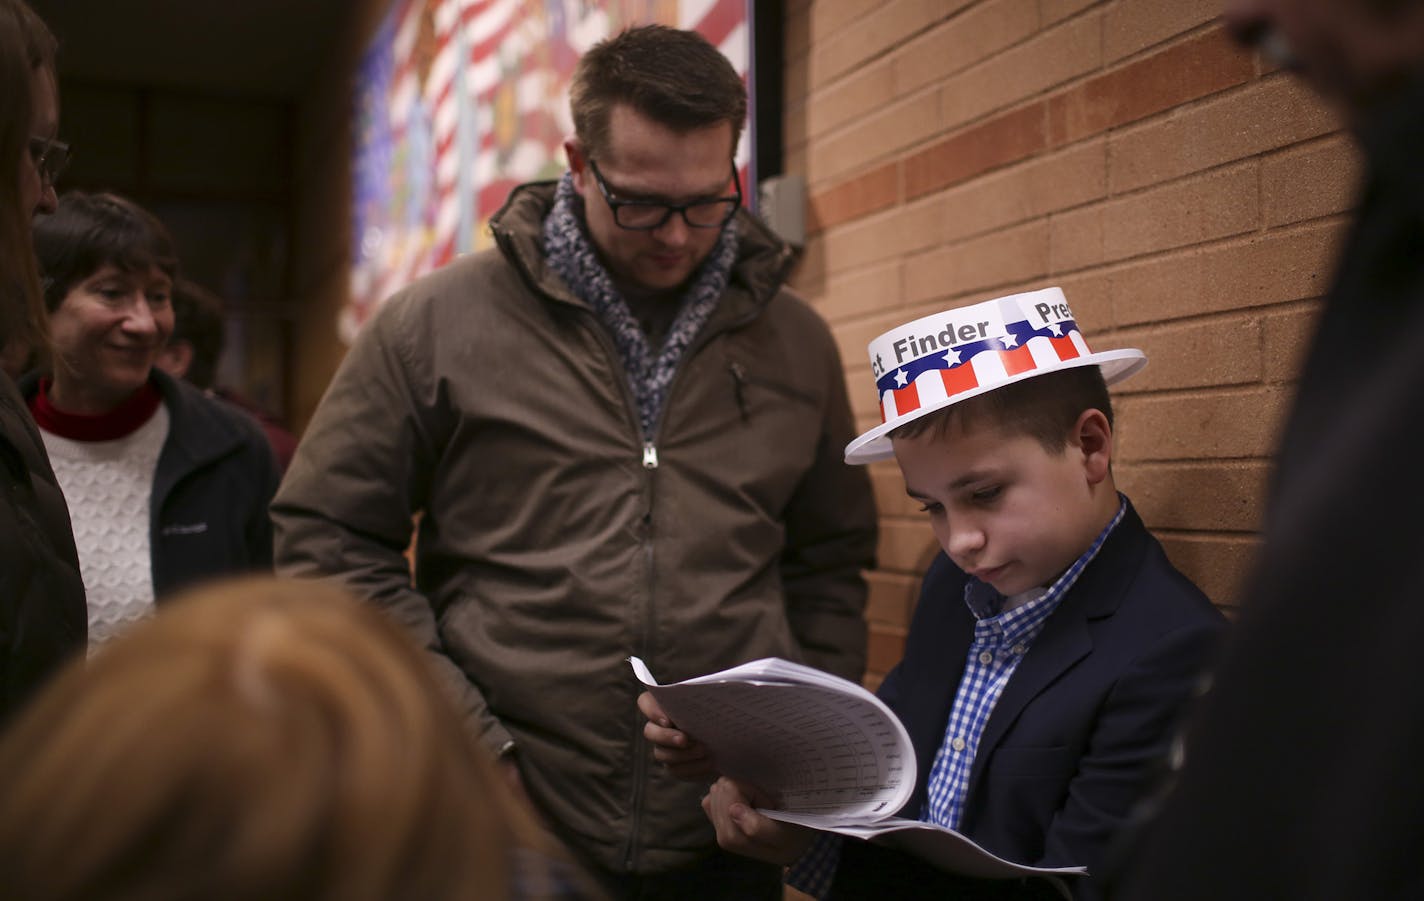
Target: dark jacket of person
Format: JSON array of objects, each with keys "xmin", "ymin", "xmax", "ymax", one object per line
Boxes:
[
  {"xmin": 833, "ymin": 503, "xmax": 1224, "ymax": 901},
  {"xmin": 20, "ymin": 368, "xmax": 278, "ymax": 598},
  {"xmin": 0, "ymin": 372, "xmax": 85, "ymax": 721},
  {"xmin": 1112, "ymin": 75, "xmax": 1424, "ymax": 901},
  {"xmin": 271, "ymin": 181, "xmax": 878, "ymax": 874}
]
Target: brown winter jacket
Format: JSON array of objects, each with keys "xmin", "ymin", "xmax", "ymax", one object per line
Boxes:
[{"xmin": 272, "ymin": 182, "xmax": 877, "ymax": 874}]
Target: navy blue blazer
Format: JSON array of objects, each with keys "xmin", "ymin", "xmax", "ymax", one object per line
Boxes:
[{"xmin": 831, "ymin": 501, "xmax": 1224, "ymax": 901}]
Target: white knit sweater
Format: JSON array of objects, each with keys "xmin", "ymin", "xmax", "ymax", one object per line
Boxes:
[{"xmin": 40, "ymin": 405, "xmax": 170, "ymax": 648}]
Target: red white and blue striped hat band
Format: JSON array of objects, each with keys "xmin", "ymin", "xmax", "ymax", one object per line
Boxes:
[{"xmin": 844, "ymin": 287, "xmax": 1146, "ymax": 465}]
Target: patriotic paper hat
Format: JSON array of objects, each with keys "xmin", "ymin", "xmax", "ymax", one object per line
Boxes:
[{"xmin": 844, "ymin": 287, "xmax": 1146, "ymax": 464}]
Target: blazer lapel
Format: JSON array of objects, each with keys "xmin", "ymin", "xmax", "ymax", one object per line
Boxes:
[{"xmin": 964, "ymin": 503, "xmax": 1151, "ymax": 797}]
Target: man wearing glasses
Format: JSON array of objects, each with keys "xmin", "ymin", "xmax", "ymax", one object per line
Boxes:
[{"xmin": 274, "ymin": 24, "xmax": 876, "ymax": 900}]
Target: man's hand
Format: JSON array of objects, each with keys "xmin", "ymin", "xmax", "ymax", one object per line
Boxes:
[
  {"xmin": 638, "ymin": 690, "xmax": 717, "ymax": 780},
  {"xmin": 702, "ymin": 777, "xmax": 816, "ymax": 867}
]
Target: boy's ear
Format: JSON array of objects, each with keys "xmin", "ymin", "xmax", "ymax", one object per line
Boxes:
[{"xmin": 1072, "ymin": 408, "xmax": 1113, "ymax": 485}]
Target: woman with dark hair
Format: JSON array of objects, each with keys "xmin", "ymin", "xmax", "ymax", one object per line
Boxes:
[
  {"xmin": 0, "ymin": 0, "xmax": 85, "ymax": 722},
  {"xmin": 24, "ymin": 191, "xmax": 279, "ymax": 647}
]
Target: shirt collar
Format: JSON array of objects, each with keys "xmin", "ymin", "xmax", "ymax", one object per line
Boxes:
[{"xmin": 964, "ymin": 494, "xmax": 1128, "ymax": 646}]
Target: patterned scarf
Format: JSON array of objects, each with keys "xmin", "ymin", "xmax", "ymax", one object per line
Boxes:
[{"xmin": 543, "ymin": 172, "xmax": 739, "ymax": 441}]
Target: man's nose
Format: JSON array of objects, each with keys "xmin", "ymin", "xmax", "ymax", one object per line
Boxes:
[{"xmin": 652, "ymin": 211, "xmax": 690, "ymax": 246}]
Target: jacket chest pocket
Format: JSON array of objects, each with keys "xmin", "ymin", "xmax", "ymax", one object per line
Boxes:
[{"xmin": 660, "ymin": 355, "xmax": 825, "ymax": 513}]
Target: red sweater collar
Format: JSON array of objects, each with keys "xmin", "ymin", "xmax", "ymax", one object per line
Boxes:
[{"xmin": 29, "ymin": 376, "xmax": 163, "ymax": 442}]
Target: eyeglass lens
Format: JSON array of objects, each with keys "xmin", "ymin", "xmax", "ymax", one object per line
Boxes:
[{"xmin": 614, "ymin": 199, "xmax": 738, "ymax": 229}]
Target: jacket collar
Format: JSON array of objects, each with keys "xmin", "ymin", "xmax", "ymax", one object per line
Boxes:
[
  {"xmin": 18, "ymin": 368, "xmax": 247, "ymax": 477},
  {"xmin": 965, "ymin": 500, "xmax": 1151, "ymax": 796},
  {"xmin": 488, "ymin": 179, "xmax": 799, "ymax": 327}
]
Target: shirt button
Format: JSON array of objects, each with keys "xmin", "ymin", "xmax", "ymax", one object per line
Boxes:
[
  {"xmin": 1011, "ymin": 644, "xmax": 1026, "ymax": 655},
  {"xmin": 951, "ymin": 737, "xmax": 966, "ymax": 752},
  {"xmin": 979, "ymin": 651, "xmax": 994, "ymax": 665}
]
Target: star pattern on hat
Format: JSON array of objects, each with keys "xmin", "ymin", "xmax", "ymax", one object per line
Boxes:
[
  {"xmin": 894, "ymin": 369, "xmax": 909, "ymax": 388},
  {"xmin": 1048, "ymin": 322, "xmax": 1063, "ymax": 336},
  {"xmin": 942, "ymin": 349, "xmax": 961, "ymax": 366},
  {"xmin": 1000, "ymin": 333, "xmax": 1019, "ymax": 348}
]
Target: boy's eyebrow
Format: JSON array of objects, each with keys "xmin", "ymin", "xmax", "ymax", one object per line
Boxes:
[{"xmin": 903, "ymin": 470, "xmax": 996, "ymax": 499}]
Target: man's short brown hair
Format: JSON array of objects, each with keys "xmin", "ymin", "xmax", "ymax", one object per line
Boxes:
[
  {"xmin": 889, "ymin": 365, "xmax": 1115, "ymax": 453},
  {"xmin": 569, "ymin": 24, "xmax": 747, "ymax": 161}
]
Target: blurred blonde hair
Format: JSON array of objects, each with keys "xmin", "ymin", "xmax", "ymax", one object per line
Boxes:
[{"xmin": 0, "ymin": 576, "xmax": 551, "ymax": 901}]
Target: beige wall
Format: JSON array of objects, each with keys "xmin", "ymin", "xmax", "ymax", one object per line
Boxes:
[
  {"xmin": 784, "ymin": 0, "xmax": 1357, "ymax": 684},
  {"xmin": 289, "ymin": 1, "xmax": 1357, "ymax": 684}
]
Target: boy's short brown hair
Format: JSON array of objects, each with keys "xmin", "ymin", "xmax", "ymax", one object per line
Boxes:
[{"xmin": 889, "ymin": 365, "xmax": 1114, "ymax": 452}]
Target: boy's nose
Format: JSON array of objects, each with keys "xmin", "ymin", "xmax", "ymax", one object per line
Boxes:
[{"xmin": 943, "ymin": 520, "xmax": 986, "ymax": 561}]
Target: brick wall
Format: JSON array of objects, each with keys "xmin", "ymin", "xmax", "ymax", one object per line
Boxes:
[{"xmin": 783, "ymin": 0, "xmax": 1359, "ymax": 686}]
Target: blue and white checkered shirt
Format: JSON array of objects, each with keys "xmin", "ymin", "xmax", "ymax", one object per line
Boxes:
[{"xmin": 786, "ymin": 496, "xmax": 1128, "ymax": 898}]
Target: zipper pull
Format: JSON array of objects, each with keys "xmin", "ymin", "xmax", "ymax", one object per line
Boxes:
[
  {"xmin": 729, "ymin": 362, "xmax": 749, "ymax": 421},
  {"xmin": 642, "ymin": 442, "xmax": 659, "ymax": 469}
]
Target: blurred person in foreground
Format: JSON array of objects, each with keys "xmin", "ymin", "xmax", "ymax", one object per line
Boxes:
[
  {"xmin": 1114, "ymin": 1, "xmax": 1424, "ymax": 898},
  {"xmin": 0, "ymin": 575, "xmax": 580, "ymax": 900},
  {"xmin": 24, "ymin": 191, "xmax": 278, "ymax": 648},
  {"xmin": 154, "ymin": 277, "xmax": 298, "ymax": 472},
  {"xmin": 272, "ymin": 23, "xmax": 875, "ymax": 899},
  {"xmin": 0, "ymin": 0, "xmax": 84, "ymax": 722}
]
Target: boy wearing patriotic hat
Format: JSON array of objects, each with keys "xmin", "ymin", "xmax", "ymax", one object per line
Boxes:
[{"xmin": 646, "ymin": 287, "xmax": 1225, "ymax": 899}]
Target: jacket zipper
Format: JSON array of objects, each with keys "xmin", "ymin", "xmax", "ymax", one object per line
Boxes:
[{"xmin": 566, "ymin": 280, "xmax": 774, "ymax": 873}]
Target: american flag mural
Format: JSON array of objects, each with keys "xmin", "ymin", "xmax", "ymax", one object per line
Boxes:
[{"xmin": 346, "ymin": 0, "xmax": 753, "ymax": 344}]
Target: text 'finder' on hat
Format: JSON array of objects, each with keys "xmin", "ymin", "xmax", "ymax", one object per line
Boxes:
[{"xmin": 844, "ymin": 287, "xmax": 1146, "ymax": 465}]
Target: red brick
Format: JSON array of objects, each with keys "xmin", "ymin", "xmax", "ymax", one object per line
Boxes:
[
  {"xmin": 1049, "ymin": 204, "xmax": 1105, "ymax": 273},
  {"xmin": 808, "ymin": 0, "xmax": 889, "ymax": 46},
  {"xmin": 1262, "ymin": 134, "xmax": 1361, "ymax": 227},
  {"xmin": 821, "ymin": 193, "xmax": 949, "ymax": 274},
  {"xmin": 1100, "ymin": 162, "xmax": 1259, "ymax": 264},
  {"xmin": 1115, "ymin": 387, "xmax": 1292, "ymax": 461},
  {"xmin": 1262, "ymin": 303, "xmax": 1324, "ymax": 383},
  {"xmin": 943, "ymin": 11, "xmax": 1103, "ymax": 131},
  {"xmin": 1048, "ymin": 27, "xmax": 1253, "ymax": 146},
  {"xmin": 904, "ymin": 102, "xmax": 1048, "ymax": 199},
  {"xmin": 1108, "ymin": 220, "xmax": 1347, "ymax": 326},
  {"xmin": 811, "ymin": 0, "xmax": 961, "ymax": 88},
  {"xmin": 1116, "ymin": 461, "xmax": 1269, "ymax": 532},
  {"xmin": 1157, "ymin": 534, "xmax": 1259, "ymax": 607},
  {"xmin": 1113, "ymin": 315, "xmax": 1263, "ymax": 393},
  {"xmin": 810, "ymin": 162, "xmax": 901, "ymax": 232},
  {"xmin": 1103, "ymin": 0, "xmax": 1223, "ymax": 62},
  {"xmin": 1041, "ymin": 0, "xmax": 1102, "ymax": 27},
  {"xmin": 892, "ymin": 0, "xmax": 1040, "ymax": 95},
  {"xmin": 939, "ymin": 138, "xmax": 1107, "ymax": 245},
  {"xmin": 807, "ymin": 61, "xmax": 895, "ymax": 139},
  {"xmin": 904, "ymin": 219, "xmax": 1051, "ymax": 305},
  {"xmin": 808, "ymin": 89, "xmax": 940, "ymax": 184},
  {"xmin": 1108, "ymin": 75, "xmax": 1340, "ymax": 194}
]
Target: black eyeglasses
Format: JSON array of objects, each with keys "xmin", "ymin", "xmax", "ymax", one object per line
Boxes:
[
  {"xmin": 588, "ymin": 159, "xmax": 741, "ymax": 231},
  {"xmin": 28, "ymin": 135, "xmax": 71, "ymax": 186}
]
